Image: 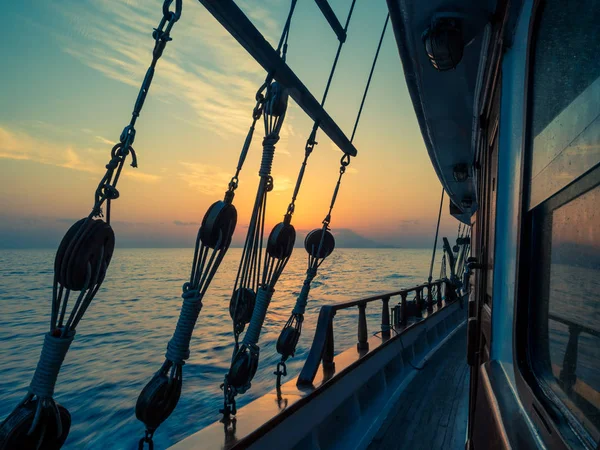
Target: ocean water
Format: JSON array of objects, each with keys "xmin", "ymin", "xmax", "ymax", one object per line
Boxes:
[{"xmin": 0, "ymin": 248, "xmax": 441, "ymax": 449}]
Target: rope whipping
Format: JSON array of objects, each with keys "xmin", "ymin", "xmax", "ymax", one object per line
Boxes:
[
  {"xmin": 221, "ymin": 1, "xmax": 297, "ymax": 418},
  {"xmin": 275, "ymin": 13, "xmax": 391, "ymax": 389},
  {"xmin": 135, "ymin": 15, "xmax": 280, "ymax": 444},
  {"xmin": 0, "ymin": 3, "xmax": 182, "ymax": 449}
]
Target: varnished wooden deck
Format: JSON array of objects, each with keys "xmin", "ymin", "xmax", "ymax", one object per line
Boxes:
[{"xmin": 368, "ymin": 327, "xmax": 469, "ymax": 450}]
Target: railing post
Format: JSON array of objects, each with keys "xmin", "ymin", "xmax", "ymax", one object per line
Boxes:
[
  {"xmin": 416, "ymin": 288, "xmax": 424, "ymax": 317},
  {"xmin": 400, "ymin": 292, "xmax": 408, "ymax": 326},
  {"xmin": 559, "ymin": 325, "xmax": 581, "ymax": 393},
  {"xmin": 357, "ymin": 303, "xmax": 369, "ymax": 351},
  {"xmin": 436, "ymin": 281, "xmax": 443, "ymax": 308},
  {"xmin": 381, "ymin": 296, "xmax": 391, "ymax": 338},
  {"xmin": 427, "ymin": 283, "xmax": 434, "ymax": 313},
  {"xmin": 323, "ymin": 319, "xmax": 335, "ymax": 370}
]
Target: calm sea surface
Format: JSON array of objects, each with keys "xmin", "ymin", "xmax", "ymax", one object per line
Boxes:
[{"xmin": 0, "ymin": 248, "xmax": 442, "ymax": 449}]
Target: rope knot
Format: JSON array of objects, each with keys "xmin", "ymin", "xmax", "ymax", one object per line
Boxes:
[
  {"xmin": 259, "ymin": 135, "xmax": 278, "ymax": 177},
  {"xmin": 29, "ymin": 331, "xmax": 75, "ymax": 399}
]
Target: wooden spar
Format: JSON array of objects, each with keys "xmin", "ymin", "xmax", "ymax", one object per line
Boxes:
[
  {"xmin": 197, "ymin": 0, "xmax": 358, "ymax": 157},
  {"xmin": 314, "ymin": 0, "xmax": 347, "ymax": 42}
]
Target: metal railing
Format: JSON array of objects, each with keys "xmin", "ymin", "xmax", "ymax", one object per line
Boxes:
[
  {"xmin": 549, "ymin": 314, "xmax": 600, "ymax": 393},
  {"xmin": 297, "ymin": 278, "xmax": 452, "ymax": 386}
]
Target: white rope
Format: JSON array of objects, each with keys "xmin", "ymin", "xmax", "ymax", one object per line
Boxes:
[
  {"xmin": 166, "ymin": 292, "xmax": 203, "ymax": 365},
  {"xmin": 243, "ymin": 287, "xmax": 273, "ymax": 345},
  {"xmin": 292, "ymin": 267, "xmax": 317, "ymax": 315},
  {"xmin": 29, "ymin": 332, "xmax": 74, "ymax": 399}
]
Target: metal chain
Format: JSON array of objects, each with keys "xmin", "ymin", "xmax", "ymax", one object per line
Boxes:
[{"xmin": 92, "ymin": 0, "xmax": 182, "ymax": 222}]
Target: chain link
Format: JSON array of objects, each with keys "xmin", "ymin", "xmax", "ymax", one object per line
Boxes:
[{"xmin": 92, "ymin": 0, "xmax": 181, "ymax": 221}]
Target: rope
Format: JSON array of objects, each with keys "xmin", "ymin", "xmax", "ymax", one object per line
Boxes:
[
  {"xmin": 259, "ymin": 136, "xmax": 278, "ymax": 177},
  {"xmin": 243, "ymin": 287, "xmax": 273, "ymax": 346},
  {"xmin": 292, "ymin": 267, "xmax": 317, "ymax": 315},
  {"xmin": 29, "ymin": 332, "xmax": 75, "ymax": 399},
  {"xmin": 428, "ymin": 188, "xmax": 445, "ymax": 283},
  {"xmin": 165, "ymin": 292, "xmax": 203, "ymax": 365}
]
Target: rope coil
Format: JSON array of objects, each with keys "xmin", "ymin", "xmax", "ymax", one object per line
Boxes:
[{"xmin": 259, "ymin": 136, "xmax": 278, "ymax": 177}]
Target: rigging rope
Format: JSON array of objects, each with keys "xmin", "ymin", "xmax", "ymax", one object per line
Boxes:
[
  {"xmin": 0, "ymin": 2, "xmax": 182, "ymax": 449},
  {"xmin": 221, "ymin": 0, "xmax": 297, "ymax": 418},
  {"xmin": 137, "ymin": 0, "xmax": 300, "ymax": 439},
  {"xmin": 275, "ymin": 13, "xmax": 390, "ymax": 389}
]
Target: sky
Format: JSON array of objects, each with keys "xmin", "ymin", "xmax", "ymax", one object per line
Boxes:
[{"xmin": 0, "ymin": 0, "xmax": 459, "ymax": 248}]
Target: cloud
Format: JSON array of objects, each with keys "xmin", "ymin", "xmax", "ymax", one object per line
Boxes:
[
  {"xmin": 178, "ymin": 161, "xmax": 232, "ymax": 195},
  {"xmin": 174, "ymin": 220, "xmax": 201, "ymax": 227},
  {"xmin": 95, "ymin": 135, "xmax": 115, "ymax": 145},
  {"xmin": 54, "ymin": 0, "xmax": 282, "ymax": 137},
  {"xmin": 0, "ymin": 125, "xmax": 160, "ymax": 183},
  {"xmin": 272, "ymin": 176, "xmax": 292, "ymax": 193}
]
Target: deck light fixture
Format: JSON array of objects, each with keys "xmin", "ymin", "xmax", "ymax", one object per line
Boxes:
[
  {"xmin": 453, "ymin": 163, "xmax": 470, "ymax": 182},
  {"xmin": 423, "ymin": 14, "xmax": 464, "ymax": 71},
  {"xmin": 461, "ymin": 197, "xmax": 473, "ymax": 209}
]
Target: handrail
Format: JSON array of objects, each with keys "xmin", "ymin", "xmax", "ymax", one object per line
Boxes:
[
  {"xmin": 298, "ymin": 278, "xmax": 451, "ymax": 386},
  {"xmin": 548, "ymin": 314, "xmax": 600, "ymax": 394},
  {"xmin": 548, "ymin": 314, "xmax": 600, "ymax": 339}
]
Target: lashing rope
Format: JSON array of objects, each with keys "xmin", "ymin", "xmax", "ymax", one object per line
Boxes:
[{"xmin": 275, "ymin": 13, "xmax": 391, "ymax": 389}]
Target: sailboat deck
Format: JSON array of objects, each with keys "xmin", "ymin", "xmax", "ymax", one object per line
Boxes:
[{"xmin": 368, "ymin": 328, "xmax": 469, "ymax": 450}]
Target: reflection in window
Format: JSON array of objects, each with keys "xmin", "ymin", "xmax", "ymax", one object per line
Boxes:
[
  {"xmin": 528, "ymin": 0, "xmax": 600, "ymax": 208},
  {"xmin": 534, "ymin": 187, "xmax": 600, "ymax": 442}
]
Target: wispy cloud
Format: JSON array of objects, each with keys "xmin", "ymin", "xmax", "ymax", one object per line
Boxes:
[
  {"xmin": 173, "ymin": 220, "xmax": 201, "ymax": 227},
  {"xmin": 178, "ymin": 161, "xmax": 233, "ymax": 195},
  {"xmin": 95, "ymin": 135, "xmax": 115, "ymax": 145},
  {"xmin": 54, "ymin": 0, "xmax": 281, "ymax": 137},
  {"xmin": 0, "ymin": 125, "xmax": 160, "ymax": 182}
]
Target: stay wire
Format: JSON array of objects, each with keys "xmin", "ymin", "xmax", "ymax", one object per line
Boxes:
[
  {"xmin": 350, "ymin": 13, "xmax": 389, "ymax": 143},
  {"xmin": 285, "ymin": 0, "xmax": 357, "ymax": 217},
  {"xmin": 428, "ymin": 188, "xmax": 445, "ymax": 283}
]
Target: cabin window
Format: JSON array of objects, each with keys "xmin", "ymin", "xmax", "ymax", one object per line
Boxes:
[
  {"xmin": 526, "ymin": 0, "xmax": 600, "ymax": 445},
  {"xmin": 528, "ymin": 0, "xmax": 600, "ymax": 209}
]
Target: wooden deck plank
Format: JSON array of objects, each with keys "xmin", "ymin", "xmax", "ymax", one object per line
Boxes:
[{"xmin": 367, "ymin": 328, "xmax": 469, "ymax": 450}]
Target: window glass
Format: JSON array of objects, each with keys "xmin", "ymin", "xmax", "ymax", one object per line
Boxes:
[
  {"xmin": 528, "ymin": 0, "xmax": 600, "ymax": 208},
  {"xmin": 532, "ymin": 186, "xmax": 600, "ymax": 443}
]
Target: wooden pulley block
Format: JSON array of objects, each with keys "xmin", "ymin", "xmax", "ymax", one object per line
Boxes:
[
  {"xmin": 304, "ymin": 229, "xmax": 335, "ymax": 259},
  {"xmin": 265, "ymin": 82, "xmax": 288, "ymax": 117},
  {"xmin": 135, "ymin": 366, "xmax": 182, "ymax": 432},
  {"xmin": 55, "ymin": 218, "xmax": 115, "ymax": 291},
  {"xmin": 277, "ymin": 326, "xmax": 301, "ymax": 359},
  {"xmin": 227, "ymin": 344, "xmax": 259, "ymax": 391},
  {"xmin": 0, "ymin": 401, "xmax": 70, "ymax": 450},
  {"xmin": 199, "ymin": 200, "xmax": 237, "ymax": 250},
  {"xmin": 229, "ymin": 288, "xmax": 256, "ymax": 325},
  {"xmin": 266, "ymin": 222, "xmax": 295, "ymax": 259}
]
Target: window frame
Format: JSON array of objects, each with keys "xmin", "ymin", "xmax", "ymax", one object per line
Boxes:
[{"xmin": 513, "ymin": 1, "xmax": 600, "ymax": 449}]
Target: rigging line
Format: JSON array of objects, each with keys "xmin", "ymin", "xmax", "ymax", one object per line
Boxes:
[
  {"xmin": 320, "ymin": 0, "xmax": 358, "ymax": 107},
  {"xmin": 428, "ymin": 188, "xmax": 445, "ymax": 283},
  {"xmin": 285, "ymin": 0, "xmax": 357, "ymax": 217},
  {"xmin": 276, "ymin": 0, "xmax": 298, "ymax": 60},
  {"xmin": 350, "ymin": 13, "xmax": 389, "ymax": 142}
]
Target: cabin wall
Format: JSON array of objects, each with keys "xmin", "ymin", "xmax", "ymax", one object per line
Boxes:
[{"xmin": 491, "ymin": 0, "xmax": 533, "ymax": 386}]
